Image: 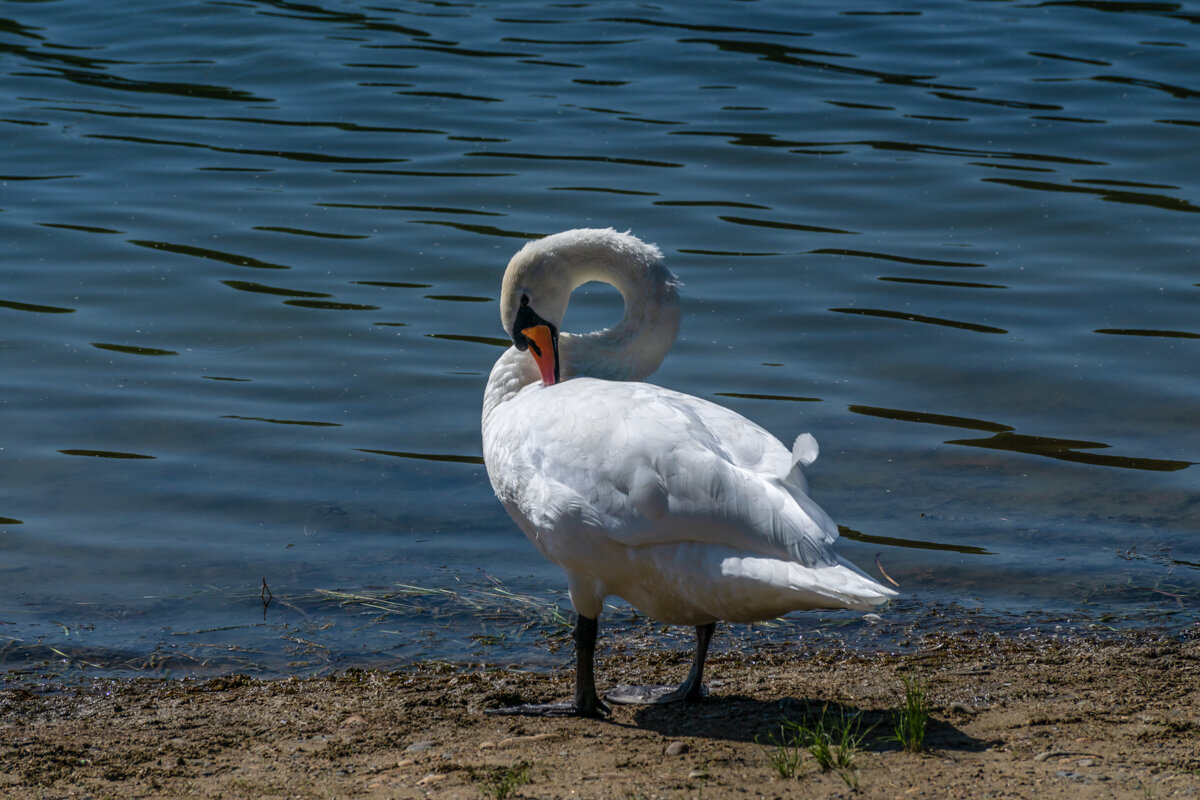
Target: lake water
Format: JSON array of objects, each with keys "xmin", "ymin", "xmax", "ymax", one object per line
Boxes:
[{"xmin": 2, "ymin": 0, "xmax": 1197, "ymax": 678}]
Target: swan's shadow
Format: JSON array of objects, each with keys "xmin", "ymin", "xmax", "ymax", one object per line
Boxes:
[{"xmin": 623, "ymin": 694, "xmax": 992, "ymax": 753}]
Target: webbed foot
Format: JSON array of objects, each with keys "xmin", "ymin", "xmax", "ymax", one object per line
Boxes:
[
  {"xmin": 605, "ymin": 682, "xmax": 707, "ymax": 705},
  {"xmin": 485, "ymin": 698, "xmax": 610, "ymax": 718}
]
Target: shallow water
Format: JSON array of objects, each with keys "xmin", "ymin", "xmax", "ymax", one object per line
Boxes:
[{"xmin": 2, "ymin": 0, "xmax": 1197, "ymax": 677}]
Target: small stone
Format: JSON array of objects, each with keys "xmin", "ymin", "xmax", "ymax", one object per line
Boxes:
[
  {"xmin": 416, "ymin": 773, "xmax": 446, "ymax": 786},
  {"xmin": 497, "ymin": 733, "xmax": 560, "ymax": 748},
  {"xmin": 665, "ymin": 741, "xmax": 688, "ymax": 756},
  {"xmin": 340, "ymin": 714, "xmax": 366, "ymax": 727},
  {"xmin": 405, "ymin": 740, "xmax": 436, "ymax": 753},
  {"xmin": 478, "ymin": 741, "xmax": 496, "ymax": 750},
  {"xmin": 688, "ymin": 770, "xmax": 708, "ymax": 780},
  {"xmin": 1077, "ymin": 759, "xmax": 1095, "ymax": 767},
  {"xmin": 397, "ymin": 759, "xmax": 415, "ymax": 768}
]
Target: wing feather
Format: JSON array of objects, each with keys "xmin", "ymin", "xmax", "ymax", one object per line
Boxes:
[{"xmin": 484, "ymin": 378, "xmax": 839, "ymax": 569}]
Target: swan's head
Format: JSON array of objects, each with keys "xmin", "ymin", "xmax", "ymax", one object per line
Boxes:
[{"xmin": 499, "ymin": 228, "xmax": 668, "ymax": 386}]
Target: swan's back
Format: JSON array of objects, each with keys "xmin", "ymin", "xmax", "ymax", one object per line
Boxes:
[{"xmin": 484, "ymin": 377, "xmax": 893, "ymax": 623}]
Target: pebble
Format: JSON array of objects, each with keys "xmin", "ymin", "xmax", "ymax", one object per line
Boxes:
[
  {"xmin": 405, "ymin": 740, "xmax": 437, "ymax": 753},
  {"xmin": 498, "ymin": 732, "xmax": 560, "ymax": 748},
  {"xmin": 340, "ymin": 714, "xmax": 366, "ymax": 727},
  {"xmin": 416, "ymin": 773, "xmax": 446, "ymax": 787},
  {"xmin": 665, "ymin": 741, "xmax": 688, "ymax": 756}
]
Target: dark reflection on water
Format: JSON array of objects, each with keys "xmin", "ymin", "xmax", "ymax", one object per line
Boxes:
[
  {"xmin": 0, "ymin": 299, "xmax": 76, "ymax": 313},
  {"xmin": 983, "ymin": 177, "xmax": 1200, "ymax": 213},
  {"xmin": 878, "ymin": 277, "xmax": 1006, "ymax": 290},
  {"xmin": 2, "ymin": 0, "xmax": 1196, "ymax": 675},
  {"xmin": 357, "ymin": 448, "xmax": 485, "ymax": 466},
  {"xmin": 947, "ymin": 432, "xmax": 1194, "ymax": 473},
  {"xmin": 90, "ymin": 343, "xmax": 178, "ymax": 357},
  {"xmin": 130, "ymin": 240, "xmax": 290, "ymax": 270},
  {"xmin": 223, "ymin": 280, "xmax": 328, "ymax": 299},
  {"xmin": 830, "ymin": 308, "xmax": 1007, "ymax": 335},
  {"xmin": 425, "ymin": 333, "xmax": 509, "ymax": 348},
  {"xmin": 254, "ymin": 226, "xmax": 368, "ymax": 240},
  {"xmin": 223, "ymin": 416, "xmax": 342, "ymax": 428},
  {"xmin": 850, "ymin": 406, "xmax": 1195, "ymax": 472},
  {"xmin": 282, "ymin": 299, "xmax": 379, "ymax": 310},
  {"xmin": 849, "ymin": 406, "xmax": 1011, "ymax": 434},
  {"xmin": 838, "ymin": 526, "xmax": 991, "ymax": 557},
  {"xmin": 58, "ymin": 449, "xmax": 156, "ymax": 460},
  {"xmin": 1096, "ymin": 328, "xmax": 1200, "ymax": 339},
  {"xmin": 713, "ymin": 392, "xmax": 821, "ymax": 403},
  {"xmin": 813, "ymin": 249, "xmax": 984, "ymax": 268}
]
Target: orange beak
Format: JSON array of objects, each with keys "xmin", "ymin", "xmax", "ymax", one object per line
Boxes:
[{"xmin": 521, "ymin": 324, "xmax": 558, "ymax": 386}]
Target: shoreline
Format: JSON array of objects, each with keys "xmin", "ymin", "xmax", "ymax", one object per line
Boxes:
[{"xmin": 3, "ymin": 631, "xmax": 1198, "ymax": 798}]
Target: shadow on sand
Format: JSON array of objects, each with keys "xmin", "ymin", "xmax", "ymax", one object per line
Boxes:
[{"xmin": 621, "ymin": 693, "xmax": 992, "ymax": 754}]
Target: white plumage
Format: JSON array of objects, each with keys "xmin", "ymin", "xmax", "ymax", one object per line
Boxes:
[{"xmin": 482, "ymin": 228, "xmax": 896, "ymax": 717}]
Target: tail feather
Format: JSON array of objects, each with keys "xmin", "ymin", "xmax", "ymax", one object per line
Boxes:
[{"xmin": 791, "ymin": 433, "xmax": 819, "ymax": 467}]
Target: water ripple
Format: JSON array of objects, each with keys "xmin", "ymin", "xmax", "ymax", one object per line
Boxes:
[
  {"xmin": 130, "ymin": 240, "xmax": 289, "ymax": 270},
  {"xmin": 59, "ymin": 449, "xmax": 155, "ymax": 460},
  {"xmin": 850, "ymin": 405, "xmax": 1194, "ymax": 472},
  {"xmin": 1095, "ymin": 328, "xmax": 1200, "ymax": 340},
  {"xmin": 86, "ymin": 134, "xmax": 404, "ymax": 165},
  {"xmin": 839, "ymin": 526, "xmax": 991, "ymax": 556},
  {"xmin": 982, "ymin": 177, "xmax": 1199, "ymax": 213},
  {"xmin": 283, "ymin": 299, "xmax": 379, "ymax": 311},
  {"xmin": 91, "ymin": 343, "xmax": 177, "ymax": 357},
  {"xmin": 720, "ymin": 215, "xmax": 856, "ymax": 235},
  {"xmin": 830, "ymin": 308, "xmax": 1007, "ymax": 335},
  {"xmin": 465, "ymin": 150, "xmax": 684, "ymax": 169},
  {"xmin": 222, "ymin": 280, "xmax": 326, "ymax": 299},
  {"xmin": 878, "ymin": 277, "xmax": 1006, "ymax": 290},
  {"xmin": 948, "ymin": 432, "xmax": 1194, "ymax": 473},
  {"xmin": 222, "ymin": 416, "xmax": 341, "ymax": 427},
  {"xmin": 355, "ymin": 448, "xmax": 484, "ymax": 465},
  {"xmin": 0, "ymin": 299, "xmax": 75, "ymax": 314},
  {"xmin": 713, "ymin": 392, "xmax": 821, "ymax": 403},
  {"xmin": 813, "ymin": 249, "xmax": 984, "ymax": 268},
  {"xmin": 22, "ymin": 67, "xmax": 267, "ymax": 103},
  {"xmin": 253, "ymin": 227, "xmax": 367, "ymax": 240}
]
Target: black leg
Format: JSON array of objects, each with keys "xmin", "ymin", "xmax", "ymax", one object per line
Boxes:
[
  {"xmin": 677, "ymin": 621, "xmax": 715, "ymax": 701},
  {"xmin": 606, "ymin": 622, "xmax": 717, "ymax": 705},
  {"xmin": 572, "ymin": 614, "xmax": 609, "ymax": 717},
  {"xmin": 485, "ymin": 614, "xmax": 610, "ymax": 718}
]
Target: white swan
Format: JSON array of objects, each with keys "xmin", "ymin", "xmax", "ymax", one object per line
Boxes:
[{"xmin": 482, "ymin": 228, "xmax": 896, "ymax": 717}]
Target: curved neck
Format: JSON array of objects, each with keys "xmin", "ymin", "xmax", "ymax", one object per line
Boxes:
[
  {"xmin": 561, "ymin": 265, "xmax": 680, "ymax": 382},
  {"xmin": 486, "ymin": 229, "xmax": 682, "ymax": 424}
]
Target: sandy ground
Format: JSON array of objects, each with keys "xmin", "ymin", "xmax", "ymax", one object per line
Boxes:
[{"xmin": 2, "ymin": 632, "xmax": 1198, "ymax": 799}]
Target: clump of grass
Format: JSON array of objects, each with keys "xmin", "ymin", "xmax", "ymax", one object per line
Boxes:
[
  {"xmin": 888, "ymin": 675, "xmax": 931, "ymax": 753},
  {"xmin": 759, "ymin": 705, "xmax": 871, "ymax": 788},
  {"xmin": 757, "ymin": 725, "xmax": 804, "ymax": 778},
  {"xmin": 475, "ymin": 761, "xmax": 531, "ymax": 799},
  {"xmin": 317, "ymin": 575, "xmax": 574, "ymax": 634}
]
